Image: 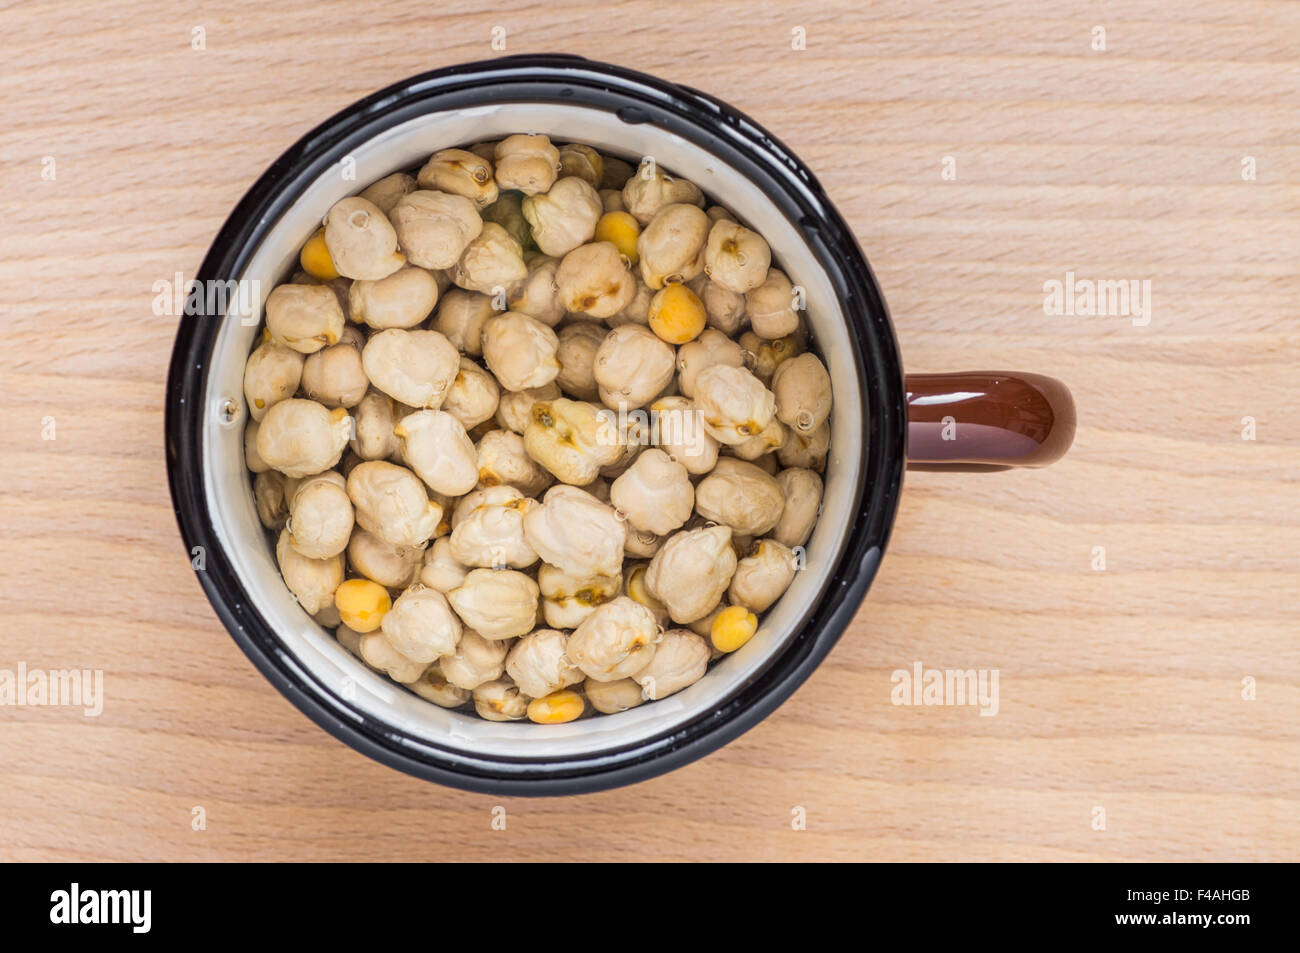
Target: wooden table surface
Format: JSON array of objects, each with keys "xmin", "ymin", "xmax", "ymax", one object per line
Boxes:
[{"xmin": 1, "ymin": 0, "xmax": 1296, "ymax": 862}]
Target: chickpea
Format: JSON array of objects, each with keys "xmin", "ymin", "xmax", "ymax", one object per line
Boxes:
[
  {"xmin": 476, "ymin": 428, "xmax": 551, "ymax": 497},
  {"xmin": 275, "ymin": 528, "xmax": 343, "ymax": 615},
  {"xmin": 314, "ymin": 602, "xmax": 343, "ymax": 629},
  {"xmin": 411, "ymin": 660, "xmax": 472, "ymax": 707},
  {"xmin": 772, "ymin": 468, "xmax": 823, "ymax": 549},
  {"xmin": 744, "ymin": 268, "xmax": 799, "ymax": 339},
  {"xmin": 256, "ymin": 398, "xmax": 351, "ymax": 478},
  {"xmin": 447, "ymin": 568, "xmax": 540, "ymax": 640},
  {"xmin": 694, "ymin": 457, "xmax": 785, "ymax": 537},
  {"xmin": 522, "ymin": 484, "xmax": 627, "ymax": 578},
  {"xmin": 420, "ymin": 537, "xmax": 469, "ymax": 593},
  {"xmin": 417, "ymin": 148, "xmax": 499, "ymax": 208},
  {"xmin": 597, "ymin": 413, "xmax": 644, "ymax": 480},
  {"xmin": 567, "ymin": 596, "xmax": 661, "ymax": 682},
  {"xmin": 333, "ymin": 578, "xmax": 391, "ymax": 633},
  {"xmin": 441, "ymin": 357, "xmax": 500, "ymax": 431},
  {"xmin": 505, "ymin": 629, "xmax": 583, "ymax": 699},
  {"xmin": 441, "ymin": 628, "xmax": 509, "ymax": 691},
  {"xmin": 703, "ymin": 220, "xmax": 771, "ymax": 294},
  {"xmin": 622, "ymin": 164, "xmax": 704, "ymax": 225},
  {"xmin": 538, "ymin": 563, "xmax": 621, "ymax": 629},
  {"xmin": 468, "ymin": 140, "xmax": 499, "ymax": 162},
  {"xmin": 451, "ymin": 484, "xmax": 525, "ymax": 529},
  {"xmin": 448, "ymin": 492, "xmax": 537, "ymax": 569},
  {"xmin": 348, "ymin": 264, "xmax": 439, "ymax": 330},
  {"xmin": 624, "ymin": 561, "xmax": 670, "ymax": 626},
  {"xmin": 301, "ymin": 342, "xmax": 369, "ymax": 409},
  {"xmin": 473, "ymin": 678, "xmax": 530, "ymax": 721},
  {"xmin": 481, "ymin": 311, "xmax": 560, "ymax": 391},
  {"xmin": 359, "ymin": 172, "xmax": 416, "ymax": 213},
  {"xmin": 555, "ymin": 320, "xmax": 607, "ymax": 400},
  {"xmin": 389, "ymin": 190, "xmax": 482, "ymax": 271},
  {"xmin": 637, "ymin": 203, "xmax": 710, "ymax": 289},
  {"xmin": 729, "ymin": 539, "xmax": 797, "ymax": 613},
  {"xmin": 772, "ymin": 352, "xmax": 832, "ymax": 435},
  {"xmin": 507, "ymin": 253, "xmax": 565, "ymax": 326},
  {"xmin": 496, "ymin": 382, "xmax": 561, "ymax": 434},
  {"xmin": 254, "ymin": 470, "xmax": 288, "ymax": 530},
  {"xmin": 347, "ymin": 389, "xmax": 398, "ymax": 461},
  {"xmin": 449, "ymin": 221, "xmax": 525, "ymax": 295},
  {"xmin": 380, "ymin": 585, "xmax": 461, "ymax": 664},
  {"xmin": 688, "ymin": 275, "xmax": 747, "ymax": 337},
  {"xmin": 359, "ymin": 631, "xmax": 428, "ymax": 683},
  {"xmin": 522, "ymin": 397, "xmax": 622, "ymax": 486},
  {"xmin": 600, "ymin": 189, "xmax": 626, "ymax": 213},
  {"xmin": 594, "ymin": 210, "xmax": 640, "ymax": 264},
  {"xmin": 347, "ymin": 526, "xmax": 424, "ymax": 589},
  {"xmin": 605, "ymin": 277, "xmax": 652, "ymax": 328},
  {"xmin": 730, "ymin": 418, "xmax": 787, "ymax": 461},
  {"xmin": 481, "ymin": 191, "xmax": 530, "ymax": 248},
  {"xmin": 649, "ymin": 396, "xmax": 719, "ymax": 475},
  {"xmin": 346, "ymin": 460, "xmax": 443, "ymax": 548},
  {"xmin": 645, "ymin": 524, "xmax": 737, "ymax": 624},
  {"xmin": 243, "ymin": 335, "xmax": 304, "ymax": 421},
  {"xmin": 523, "ymin": 177, "xmax": 603, "ymax": 257},
  {"xmin": 558, "ymin": 143, "xmax": 605, "ymax": 188},
  {"xmin": 594, "ymin": 324, "xmax": 675, "ymax": 410},
  {"xmin": 693, "ymin": 364, "xmax": 776, "ymax": 446},
  {"xmin": 323, "ymin": 196, "xmax": 405, "ymax": 280},
  {"xmin": 584, "ymin": 676, "xmax": 644, "ymax": 714},
  {"xmin": 287, "ymin": 471, "xmax": 354, "ymax": 559},
  {"xmin": 600, "ymin": 155, "xmax": 636, "ymax": 191},
  {"xmin": 710, "ymin": 604, "xmax": 758, "ymax": 653},
  {"xmin": 361, "ymin": 327, "xmax": 460, "ymax": 408},
  {"xmin": 777, "ymin": 420, "xmax": 829, "ymax": 471},
  {"xmin": 493, "ymin": 134, "xmax": 560, "ymax": 195},
  {"xmin": 244, "ymin": 420, "xmax": 269, "ymax": 474},
  {"xmin": 264, "ymin": 283, "xmax": 345, "ymax": 355},
  {"xmin": 687, "ymin": 603, "xmax": 728, "ymax": 643},
  {"xmin": 609, "ymin": 448, "xmax": 693, "ymax": 536},
  {"xmin": 676, "ymin": 328, "xmax": 746, "ymax": 398},
  {"xmin": 624, "ymin": 527, "xmax": 664, "ymax": 559},
  {"xmin": 634, "ymin": 628, "xmax": 710, "ymax": 700},
  {"xmin": 394, "ymin": 409, "xmax": 479, "ymax": 497},
  {"xmin": 741, "ymin": 330, "xmax": 803, "ymax": 386},
  {"xmin": 555, "ymin": 242, "xmax": 636, "ymax": 319},
  {"xmin": 431, "ymin": 289, "xmax": 495, "ymax": 356}
]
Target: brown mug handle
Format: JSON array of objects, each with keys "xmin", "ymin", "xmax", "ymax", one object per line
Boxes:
[{"xmin": 905, "ymin": 371, "xmax": 1076, "ymax": 471}]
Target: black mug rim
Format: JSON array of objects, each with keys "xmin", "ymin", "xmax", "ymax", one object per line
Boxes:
[{"xmin": 165, "ymin": 53, "xmax": 907, "ymax": 796}]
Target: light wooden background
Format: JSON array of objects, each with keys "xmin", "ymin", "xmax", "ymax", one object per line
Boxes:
[{"xmin": 1, "ymin": 0, "xmax": 1296, "ymax": 862}]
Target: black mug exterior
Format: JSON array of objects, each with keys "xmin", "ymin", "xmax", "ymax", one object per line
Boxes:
[{"xmin": 165, "ymin": 55, "xmax": 907, "ymax": 795}]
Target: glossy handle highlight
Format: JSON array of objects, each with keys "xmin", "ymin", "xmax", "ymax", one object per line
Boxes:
[{"xmin": 905, "ymin": 371, "xmax": 1076, "ymax": 470}]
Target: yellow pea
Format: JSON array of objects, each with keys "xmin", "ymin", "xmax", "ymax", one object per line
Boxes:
[
  {"xmin": 527, "ymin": 690, "xmax": 585, "ymax": 724},
  {"xmin": 334, "ymin": 578, "xmax": 391, "ymax": 633},
  {"xmin": 648, "ymin": 282, "xmax": 707, "ymax": 345},
  {"xmin": 710, "ymin": 605, "xmax": 758, "ymax": 653},
  {"xmin": 594, "ymin": 211, "xmax": 640, "ymax": 265},
  {"xmin": 300, "ymin": 227, "xmax": 339, "ymax": 280}
]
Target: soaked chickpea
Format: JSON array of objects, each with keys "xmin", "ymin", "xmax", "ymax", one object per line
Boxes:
[
  {"xmin": 431, "ymin": 289, "xmax": 495, "ymax": 356},
  {"xmin": 323, "ymin": 196, "xmax": 405, "ymax": 280},
  {"xmin": 508, "ymin": 253, "xmax": 565, "ymax": 327},
  {"xmin": 417, "ymin": 148, "xmax": 499, "ymax": 208},
  {"xmin": 556, "ymin": 242, "xmax": 636, "ymax": 319},
  {"xmin": 523, "ymin": 177, "xmax": 603, "ymax": 257},
  {"xmin": 637, "ymin": 203, "xmax": 710, "ymax": 289}
]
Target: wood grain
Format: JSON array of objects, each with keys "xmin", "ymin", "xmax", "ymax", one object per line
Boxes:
[{"xmin": 0, "ymin": 0, "xmax": 1296, "ymax": 861}]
